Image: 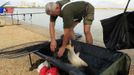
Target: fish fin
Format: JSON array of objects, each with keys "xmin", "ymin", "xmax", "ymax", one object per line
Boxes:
[{"xmin": 76, "ymin": 52, "xmax": 80, "ymax": 56}]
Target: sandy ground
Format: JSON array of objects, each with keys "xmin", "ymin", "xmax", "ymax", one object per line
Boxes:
[
  {"xmin": 0, "ymin": 25, "xmax": 48, "ymax": 75},
  {"xmin": 0, "ymin": 25, "xmax": 48, "ymax": 49},
  {"xmin": 0, "ymin": 17, "xmax": 134, "ymax": 75}
]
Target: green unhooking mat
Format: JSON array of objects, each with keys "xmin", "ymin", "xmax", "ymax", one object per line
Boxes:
[{"xmin": 35, "ymin": 39, "xmax": 131, "ymax": 75}]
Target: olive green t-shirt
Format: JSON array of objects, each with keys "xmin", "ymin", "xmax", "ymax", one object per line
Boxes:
[{"xmin": 50, "ymin": 0, "xmax": 94, "ymax": 28}]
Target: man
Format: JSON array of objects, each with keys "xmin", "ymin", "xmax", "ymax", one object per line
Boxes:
[{"xmin": 45, "ymin": 0, "xmax": 94, "ymax": 57}]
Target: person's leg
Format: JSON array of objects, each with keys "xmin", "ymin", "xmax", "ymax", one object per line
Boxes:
[
  {"xmin": 84, "ymin": 25, "xmax": 93, "ymax": 44},
  {"xmin": 71, "ymin": 22, "xmax": 79, "ymax": 39},
  {"xmin": 83, "ymin": 3, "xmax": 94, "ymax": 44}
]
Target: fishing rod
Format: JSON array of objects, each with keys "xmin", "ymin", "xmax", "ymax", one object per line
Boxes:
[
  {"xmin": 0, "ymin": 11, "xmax": 45, "ymax": 25},
  {"xmin": 0, "ymin": 1, "xmax": 10, "ymax": 7},
  {"xmin": 0, "ymin": 12, "xmax": 45, "ymax": 16}
]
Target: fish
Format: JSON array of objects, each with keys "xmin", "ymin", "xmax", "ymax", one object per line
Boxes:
[{"xmin": 66, "ymin": 41, "xmax": 88, "ymax": 68}]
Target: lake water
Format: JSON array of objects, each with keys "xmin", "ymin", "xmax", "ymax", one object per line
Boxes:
[{"xmin": 10, "ymin": 8, "xmax": 132, "ymax": 43}]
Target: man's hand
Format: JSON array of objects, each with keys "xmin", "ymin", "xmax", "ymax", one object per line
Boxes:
[
  {"xmin": 50, "ymin": 40, "xmax": 57, "ymax": 52},
  {"xmin": 57, "ymin": 28, "xmax": 72, "ymax": 58},
  {"xmin": 57, "ymin": 46, "xmax": 65, "ymax": 58}
]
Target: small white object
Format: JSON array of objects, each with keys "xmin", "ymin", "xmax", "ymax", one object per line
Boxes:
[{"xmin": 37, "ymin": 60, "xmax": 49, "ymax": 73}]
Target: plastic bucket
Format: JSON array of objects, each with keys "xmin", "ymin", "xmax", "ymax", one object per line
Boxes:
[
  {"xmin": 0, "ymin": 7, "xmax": 4, "ymax": 13},
  {"xmin": 5, "ymin": 7, "xmax": 14, "ymax": 13}
]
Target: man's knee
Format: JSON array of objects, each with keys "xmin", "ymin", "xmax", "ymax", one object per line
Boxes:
[
  {"xmin": 84, "ymin": 27, "xmax": 91, "ymax": 35},
  {"xmin": 84, "ymin": 30, "xmax": 91, "ymax": 35}
]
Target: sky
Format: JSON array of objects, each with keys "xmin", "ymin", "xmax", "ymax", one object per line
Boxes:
[{"xmin": 0, "ymin": 0, "xmax": 134, "ymax": 8}]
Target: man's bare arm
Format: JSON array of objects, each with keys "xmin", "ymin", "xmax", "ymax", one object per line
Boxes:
[
  {"xmin": 49, "ymin": 21, "xmax": 57, "ymax": 52},
  {"xmin": 62, "ymin": 28, "xmax": 72, "ymax": 47},
  {"xmin": 57, "ymin": 28, "xmax": 72, "ymax": 57},
  {"xmin": 49, "ymin": 21, "xmax": 56, "ymax": 41}
]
